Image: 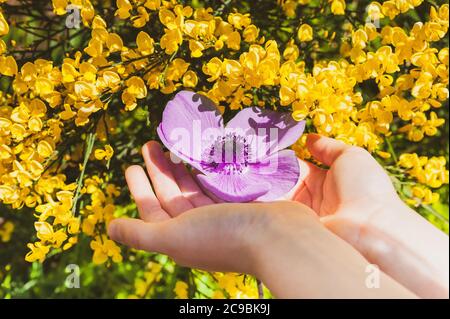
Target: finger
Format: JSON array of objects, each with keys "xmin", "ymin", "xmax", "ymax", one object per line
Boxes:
[
  {"xmin": 306, "ymin": 134, "xmax": 351, "ymax": 166},
  {"xmin": 125, "ymin": 166, "xmax": 170, "ymax": 222},
  {"xmin": 108, "ymin": 206, "xmax": 254, "ymax": 273},
  {"xmin": 142, "ymin": 141, "xmax": 194, "ymax": 216},
  {"xmin": 283, "ymin": 159, "xmax": 315, "ymax": 200},
  {"xmin": 108, "ymin": 218, "xmax": 171, "ymax": 253},
  {"xmin": 293, "ymin": 159, "xmax": 327, "ymax": 214},
  {"xmin": 166, "ymin": 154, "xmax": 215, "ymax": 207}
]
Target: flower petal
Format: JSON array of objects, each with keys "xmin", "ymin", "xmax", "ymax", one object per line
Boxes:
[
  {"xmin": 226, "ymin": 107, "xmax": 305, "ymax": 157},
  {"xmin": 157, "ymin": 91, "xmax": 224, "ymax": 171},
  {"xmin": 196, "ymin": 173, "xmax": 270, "ymax": 203},
  {"xmin": 249, "ymin": 150, "xmax": 300, "ymax": 201}
]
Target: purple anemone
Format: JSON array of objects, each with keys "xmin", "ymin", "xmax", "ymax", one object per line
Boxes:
[{"xmin": 157, "ymin": 91, "xmax": 305, "ymax": 203}]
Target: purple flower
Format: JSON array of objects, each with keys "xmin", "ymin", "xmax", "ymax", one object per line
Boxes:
[{"xmin": 157, "ymin": 91, "xmax": 305, "ymax": 203}]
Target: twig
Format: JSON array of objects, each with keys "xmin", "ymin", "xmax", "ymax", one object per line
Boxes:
[{"xmin": 71, "ymin": 133, "xmax": 96, "ymax": 216}]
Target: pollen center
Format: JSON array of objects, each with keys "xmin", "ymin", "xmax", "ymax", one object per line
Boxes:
[{"xmin": 202, "ymin": 133, "xmax": 251, "ymax": 175}]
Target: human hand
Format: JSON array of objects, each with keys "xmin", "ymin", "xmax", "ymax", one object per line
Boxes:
[
  {"xmin": 293, "ymin": 134, "xmax": 449, "ymax": 298},
  {"xmin": 107, "ymin": 140, "xmax": 291, "ymax": 274},
  {"xmin": 107, "ymin": 141, "xmax": 415, "ymax": 298},
  {"xmin": 291, "ymin": 134, "xmax": 402, "ymax": 245}
]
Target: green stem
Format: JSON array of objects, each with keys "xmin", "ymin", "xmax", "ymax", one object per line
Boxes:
[
  {"xmin": 422, "ymin": 204, "xmax": 449, "ymax": 224},
  {"xmin": 71, "ymin": 133, "xmax": 96, "ymax": 216},
  {"xmin": 385, "ymin": 137, "xmax": 398, "ymax": 163}
]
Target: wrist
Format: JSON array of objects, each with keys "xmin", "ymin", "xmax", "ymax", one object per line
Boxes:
[
  {"xmin": 245, "ymin": 202, "xmax": 319, "ymax": 278},
  {"xmin": 349, "ymin": 198, "xmax": 449, "ymax": 298},
  {"xmin": 322, "ymin": 197, "xmax": 411, "ymax": 257},
  {"xmin": 248, "ymin": 203, "xmax": 329, "ymax": 296},
  {"xmin": 357, "ymin": 197, "xmax": 419, "ymax": 258}
]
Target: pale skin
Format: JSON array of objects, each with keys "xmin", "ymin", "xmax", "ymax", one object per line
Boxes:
[{"xmin": 108, "ymin": 134, "xmax": 449, "ymax": 299}]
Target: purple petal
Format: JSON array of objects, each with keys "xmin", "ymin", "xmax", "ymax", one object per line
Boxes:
[
  {"xmin": 196, "ymin": 173, "xmax": 271, "ymax": 203},
  {"xmin": 157, "ymin": 91, "xmax": 224, "ymax": 171},
  {"xmin": 249, "ymin": 150, "xmax": 300, "ymax": 201},
  {"xmin": 226, "ymin": 107, "xmax": 305, "ymax": 157}
]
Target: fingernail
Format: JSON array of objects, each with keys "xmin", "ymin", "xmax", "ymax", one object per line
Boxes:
[{"xmin": 107, "ymin": 222, "xmax": 118, "ymax": 239}]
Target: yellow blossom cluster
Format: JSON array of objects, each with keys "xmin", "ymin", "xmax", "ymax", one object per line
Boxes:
[
  {"xmin": 0, "ymin": 2, "xmax": 17, "ymax": 77},
  {"xmin": 82, "ymin": 176, "xmax": 122, "ymax": 264},
  {"xmin": 367, "ymin": 0, "xmax": 424, "ymax": 21},
  {"xmin": 173, "ymin": 273, "xmax": 259, "ymax": 299},
  {"xmin": 52, "ymin": 0, "xmax": 95, "ymax": 25},
  {"xmin": 279, "ymin": 0, "xmax": 424, "ymax": 18},
  {"xmin": 399, "ymin": 153, "xmax": 449, "ymax": 188},
  {"xmin": 283, "ymin": 4, "xmax": 448, "ymax": 151},
  {"xmin": 114, "ymin": 0, "xmax": 265, "ymax": 99},
  {"xmin": 212, "ymin": 273, "xmax": 259, "ymax": 299},
  {"xmin": 398, "ymin": 153, "xmax": 449, "ymax": 206},
  {"xmin": 130, "ymin": 262, "xmax": 163, "ymax": 298},
  {"xmin": 279, "ymin": 0, "xmax": 346, "ymax": 17}
]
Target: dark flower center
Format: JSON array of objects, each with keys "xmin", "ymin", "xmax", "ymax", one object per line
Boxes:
[{"xmin": 202, "ymin": 133, "xmax": 251, "ymax": 175}]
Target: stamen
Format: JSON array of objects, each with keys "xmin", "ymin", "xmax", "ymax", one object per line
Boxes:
[{"xmin": 201, "ymin": 133, "xmax": 251, "ymax": 175}]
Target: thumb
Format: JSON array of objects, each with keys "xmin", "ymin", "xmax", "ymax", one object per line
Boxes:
[
  {"xmin": 306, "ymin": 134, "xmax": 351, "ymax": 166},
  {"xmin": 108, "ymin": 218, "xmax": 173, "ymax": 254}
]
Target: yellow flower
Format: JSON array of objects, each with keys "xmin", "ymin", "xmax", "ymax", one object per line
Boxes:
[
  {"xmin": 228, "ymin": 13, "xmax": 251, "ymax": 30},
  {"xmin": 126, "ymin": 76, "xmax": 147, "ymax": 99},
  {"xmin": 377, "ymin": 151, "xmax": 392, "ymax": 159},
  {"xmin": 0, "ymin": 56, "xmax": 18, "ymax": 76},
  {"xmin": 101, "ymin": 71, "xmax": 121, "ymax": 90},
  {"xmin": 0, "ymin": 221, "xmax": 14, "ymax": 242},
  {"xmin": 189, "ymin": 40, "xmax": 205, "ymax": 58},
  {"xmin": 182, "ymin": 70, "xmax": 198, "ymax": 88},
  {"xmin": 297, "ymin": 24, "xmax": 313, "ymax": 42},
  {"xmin": 25, "ymin": 242, "xmax": 50, "ymax": 263},
  {"xmin": 409, "ymin": 185, "xmax": 440, "ymax": 206},
  {"xmin": 37, "ymin": 140, "xmax": 54, "ymax": 158},
  {"xmin": 115, "ymin": 0, "xmax": 132, "ymax": 19},
  {"xmin": 34, "ymin": 221, "xmax": 68, "ymax": 247},
  {"xmin": 398, "ymin": 153, "xmax": 449, "ymax": 189},
  {"xmin": 174, "ymin": 281, "xmax": 188, "ymax": 299},
  {"xmin": 203, "ymin": 57, "xmax": 222, "ymax": 82},
  {"xmin": 215, "ymin": 273, "xmax": 258, "ymax": 299},
  {"xmin": 227, "ymin": 31, "xmax": 242, "ymax": 51},
  {"xmin": 59, "ymin": 104, "xmax": 77, "ymax": 120},
  {"xmin": 279, "ymin": 86, "xmax": 296, "ymax": 106},
  {"xmin": 367, "ymin": 2, "xmax": 384, "ymax": 20},
  {"xmin": 243, "ymin": 25, "xmax": 259, "ymax": 43},
  {"xmin": 106, "ymin": 33, "xmax": 124, "ymax": 52},
  {"xmin": 160, "ymin": 28, "xmax": 183, "ymax": 54},
  {"xmin": 95, "ymin": 145, "xmax": 114, "ymax": 161},
  {"xmin": 283, "ymin": 40, "xmax": 299, "ymax": 61},
  {"xmin": 133, "ymin": 6, "xmax": 150, "ymax": 28},
  {"xmin": 330, "ymin": 0, "xmax": 346, "ymax": 15},
  {"xmin": 52, "ymin": 0, "xmax": 68, "ymax": 15},
  {"xmin": 0, "ymin": 11, "xmax": 9, "ymax": 35},
  {"xmin": 136, "ymin": 31, "xmax": 155, "ymax": 55},
  {"xmin": 74, "ymin": 81, "xmax": 98, "ymax": 101},
  {"xmin": 90, "ymin": 235, "xmax": 122, "ymax": 265}
]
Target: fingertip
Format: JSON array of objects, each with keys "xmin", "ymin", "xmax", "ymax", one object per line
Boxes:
[
  {"xmin": 143, "ymin": 141, "xmax": 161, "ymax": 155},
  {"xmin": 107, "ymin": 218, "xmax": 151, "ymax": 250},
  {"xmin": 306, "ymin": 133, "xmax": 321, "ymax": 144},
  {"xmin": 305, "ymin": 134, "xmax": 349, "ymax": 166},
  {"xmin": 107, "ymin": 219, "xmax": 122, "ymax": 241},
  {"xmin": 125, "ymin": 165, "xmax": 144, "ymax": 177},
  {"xmin": 143, "ymin": 141, "xmax": 166, "ymax": 165},
  {"xmin": 306, "ymin": 133, "xmax": 327, "ymax": 150}
]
